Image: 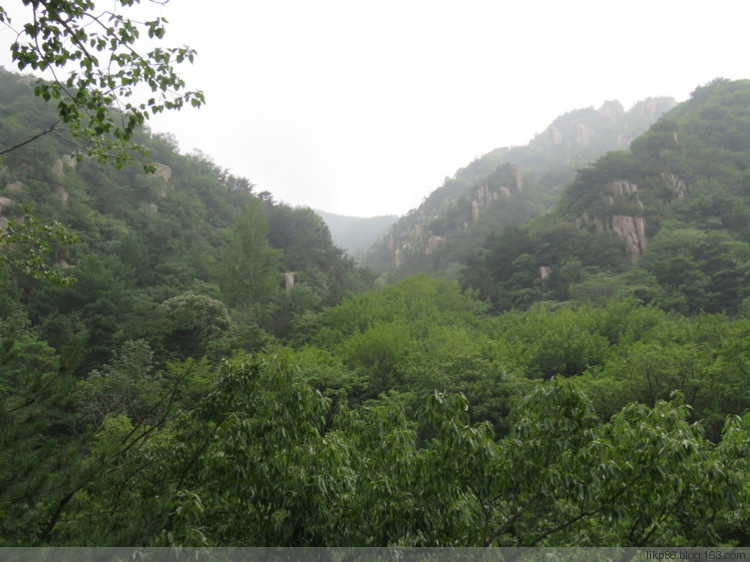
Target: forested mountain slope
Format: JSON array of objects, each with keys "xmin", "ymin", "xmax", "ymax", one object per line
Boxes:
[
  {"xmin": 364, "ymin": 96, "xmax": 675, "ymax": 278},
  {"xmin": 461, "ymin": 78, "xmax": 750, "ymax": 315},
  {"xmin": 0, "ymin": 68, "xmax": 373, "ymax": 375},
  {"xmin": 4, "ymin": 64, "xmax": 750, "ymax": 548}
]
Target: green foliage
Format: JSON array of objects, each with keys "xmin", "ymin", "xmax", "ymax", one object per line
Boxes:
[
  {"xmin": 636, "ymin": 228, "xmax": 750, "ymax": 314},
  {"xmin": 162, "ymin": 355, "xmax": 336, "ymax": 545},
  {"xmin": 0, "ymin": 312, "xmax": 84, "ymax": 545},
  {"xmin": 75, "ymin": 339, "xmax": 163, "ymax": 428},
  {"xmin": 319, "ymin": 274, "xmax": 488, "ymax": 338},
  {"xmin": 0, "ymin": 205, "xmax": 78, "ymax": 285},
  {"xmin": 0, "ymin": 65, "xmax": 372, "ymax": 379},
  {"xmin": 0, "ymin": 0, "xmax": 204, "ymax": 167},
  {"xmin": 157, "ymin": 371, "xmax": 746, "ymax": 546},
  {"xmin": 4, "ymin": 300, "xmax": 750, "ymax": 546},
  {"xmin": 0, "ymin": 311, "xmax": 59, "ymax": 399},
  {"xmin": 366, "ymin": 97, "xmax": 675, "ymax": 279},
  {"xmin": 216, "ymin": 198, "xmax": 280, "ymax": 311},
  {"xmin": 495, "ymin": 304, "xmax": 611, "ymax": 379},
  {"xmin": 0, "ymin": 0, "xmax": 203, "ymax": 289},
  {"xmin": 3, "ymin": 60, "xmax": 750, "ymax": 549},
  {"xmin": 463, "ymin": 79, "xmax": 750, "ymax": 316},
  {"xmin": 157, "ymin": 291, "xmax": 231, "ymax": 361}
]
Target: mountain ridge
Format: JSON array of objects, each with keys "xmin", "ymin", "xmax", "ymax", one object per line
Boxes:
[
  {"xmin": 362, "ymin": 95, "xmax": 676, "ymax": 278},
  {"xmin": 314, "ymin": 209, "xmax": 398, "ymax": 256},
  {"xmin": 0, "ymin": 67, "xmax": 373, "ymax": 371},
  {"xmin": 461, "ymin": 78, "xmax": 750, "ymax": 315}
]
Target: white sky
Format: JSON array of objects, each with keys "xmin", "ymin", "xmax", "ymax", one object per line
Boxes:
[{"xmin": 2, "ymin": 1, "xmax": 750, "ymax": 217}]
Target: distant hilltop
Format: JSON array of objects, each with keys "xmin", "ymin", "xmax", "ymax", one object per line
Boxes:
[{"xmin": 315, "ymin": 210, "xmax": 399, "ymax": 256}]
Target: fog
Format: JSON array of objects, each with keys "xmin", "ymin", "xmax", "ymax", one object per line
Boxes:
[{"xmin": 2, "ymin": 0, "xmax": 749, "ymax": 217}]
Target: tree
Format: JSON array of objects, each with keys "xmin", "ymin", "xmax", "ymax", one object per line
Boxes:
[
  {"xmin": 0, "ymin": 1, "xmax": 202, "ymax": 285},
  {"xmin": 157, "ymin": 292, "xmax": 231, "ymax": 361},
  {"xmin": 637, "ymin": 228, "xmax": 750, "ymax": 314},
  {"xmin": 0, "ymin": 0, "xmax": 204, "ymax": 168},
  {"xmin": 0, "ymin": 205, "xmax": 78, "ymax": 285},
  {"xmin": 147, "ymin": 371, "xmax": 745, "ymax": 546},
  {"xmin": 216, "ymin": 198, "xmax": 280, "ymax": 312}
]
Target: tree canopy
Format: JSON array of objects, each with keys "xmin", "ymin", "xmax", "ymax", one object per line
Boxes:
[{"xmin": 1, "ymin": 20, "xmax": 750, "ymax": 548}]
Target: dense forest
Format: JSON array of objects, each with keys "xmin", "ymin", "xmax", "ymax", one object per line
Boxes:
[{"xmin": 2, "ymin": 44, "xmax": 750, "ymax": 548}]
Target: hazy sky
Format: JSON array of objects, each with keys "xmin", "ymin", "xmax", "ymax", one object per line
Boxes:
[{"xmin": 2, "ymin": 1, "xmax": 750, "ymax": 217}]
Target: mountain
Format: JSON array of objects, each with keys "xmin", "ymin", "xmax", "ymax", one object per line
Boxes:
[
  {"xmin": 314, "ymin": 210, "xmax": 398, "ymax": 256},
  {"xmin": 5, "ymin": 65, "xmax": 750, "ymax": 548},
  {"xmin": 0, "ymin": 68, "xmax": 373, "ymax": 374},
  {"xmin": 460, "ymin": 78, "xmax": 750, "ymax": 315},
  {"xmin": 363, "ymin": 96, "xmax": 676, "ymax": 279}
]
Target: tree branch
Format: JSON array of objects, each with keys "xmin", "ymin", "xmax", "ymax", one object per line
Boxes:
[{"xmin": 0, "ymin": 120, "xmax": 62, "ymax": 156}]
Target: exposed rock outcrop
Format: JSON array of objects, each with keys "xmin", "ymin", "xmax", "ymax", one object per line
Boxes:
[
  {"xmin": 154, "ymin": 164, "xmax": 172, "ymax": 183},
  {"xmin": 426, "ymin": 235, "xmax": 445, "ymax": 255},
  {"xmin": 601, "ymin": 180, "xmax": 644, "ymax": 211},
  {"xmin": 62, "ymin": 154, "xmax": 77, "ymax": 169},
  {"xmin": 661, "ymin": 172, "xmax": 688, "ymax": 200},
  {"xmin": 284, "ymin": 272, "xmax": 295, "ymax": 291},
  {"xmin": 611, "ymin": 215, "xmax": 648, "ymax": 259},
  {"xmin": 475, "ymin": 184, "xmax": 494, "ymax": 207},
  {"xmin": 575, "ymin": 180, "xmax": 648, "ymax": 262},
  {"xmin": 607, "ymin": 180, "xmax": 638, "ymax": 195},
  {"xmin": 598, "ymin": 100, "xmax": 625, "ymax": 120},
  {"xmin": 0, "ymin": 197, "xmax": 16, "ymax": 231},
  {"xmin": 52, "ymin": 155, "xmax": 78, "ymax": 178},
  {"xmin": 52, "ymin": 159, "xmax": 64, "ymax": 178},
  {"xmin": 629, "ymin": 97, "xmax": 678, "ymax": 122},
  {"xmin": 577, "ymin": 211, "xmax": 647, "ymax": 262},
  {"xmin": 410, "ymin": 224, "xmax": 423, "ymax": 241},
  {"xmin": 469, "ymin": 166, "xmax": 520, "ymax": 223},
  {"xmin": 364, "ymin": 96, "xmax": 675, "ymax": 276}
]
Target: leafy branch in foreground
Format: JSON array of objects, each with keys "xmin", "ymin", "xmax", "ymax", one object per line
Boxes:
[
  {"xmin": 0, "ymin": 0, "xmax": 204, "ymax": 168},
  {"xmin": 0, "ymin": 205, "xmax": 78, "ymax": 285},
  {"xmin": 0, "ymin": 1, "xmax": 203, "ymax": 283}
]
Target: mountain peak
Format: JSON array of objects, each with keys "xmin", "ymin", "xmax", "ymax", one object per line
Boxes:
[
  {"xmin": 363, "ymin": 95, "xmax": 676, "ymax": 279},
  {"xmin": 598, "ymin": 99, "xmax": 624, "ymax": 118}
]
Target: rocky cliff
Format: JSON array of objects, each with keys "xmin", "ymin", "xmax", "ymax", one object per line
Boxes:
[
  {"xmin": 363, "ymin": 95, "xmax": 676, "ymax": 278},
  {"xmin": 575, "ymin": 181, "xmax": 648, "ymax": 262}
]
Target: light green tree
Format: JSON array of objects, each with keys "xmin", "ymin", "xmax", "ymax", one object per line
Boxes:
[
  {"xmin": 217, "ymin": 198, "xmax": 280, "ymax": 312},
  {"xmin": 0, "ymin": 0, "xmax": 203, "ymax": 167},
  {"xmin": 0, "ymin": 205, "xmax": 78, "ymax": 285}
]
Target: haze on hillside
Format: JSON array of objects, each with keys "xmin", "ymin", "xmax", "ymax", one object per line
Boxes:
[
  {"xmin": 3, "ymin": 41, "xmax": 750, "ymax": 543},
  {"xmin": 315, "ymin": 210, "xmax": 398, "ymax": 255},
  {"xmin": 2, "ymin": 0, "xmax": 747, "ymax": 217}
]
